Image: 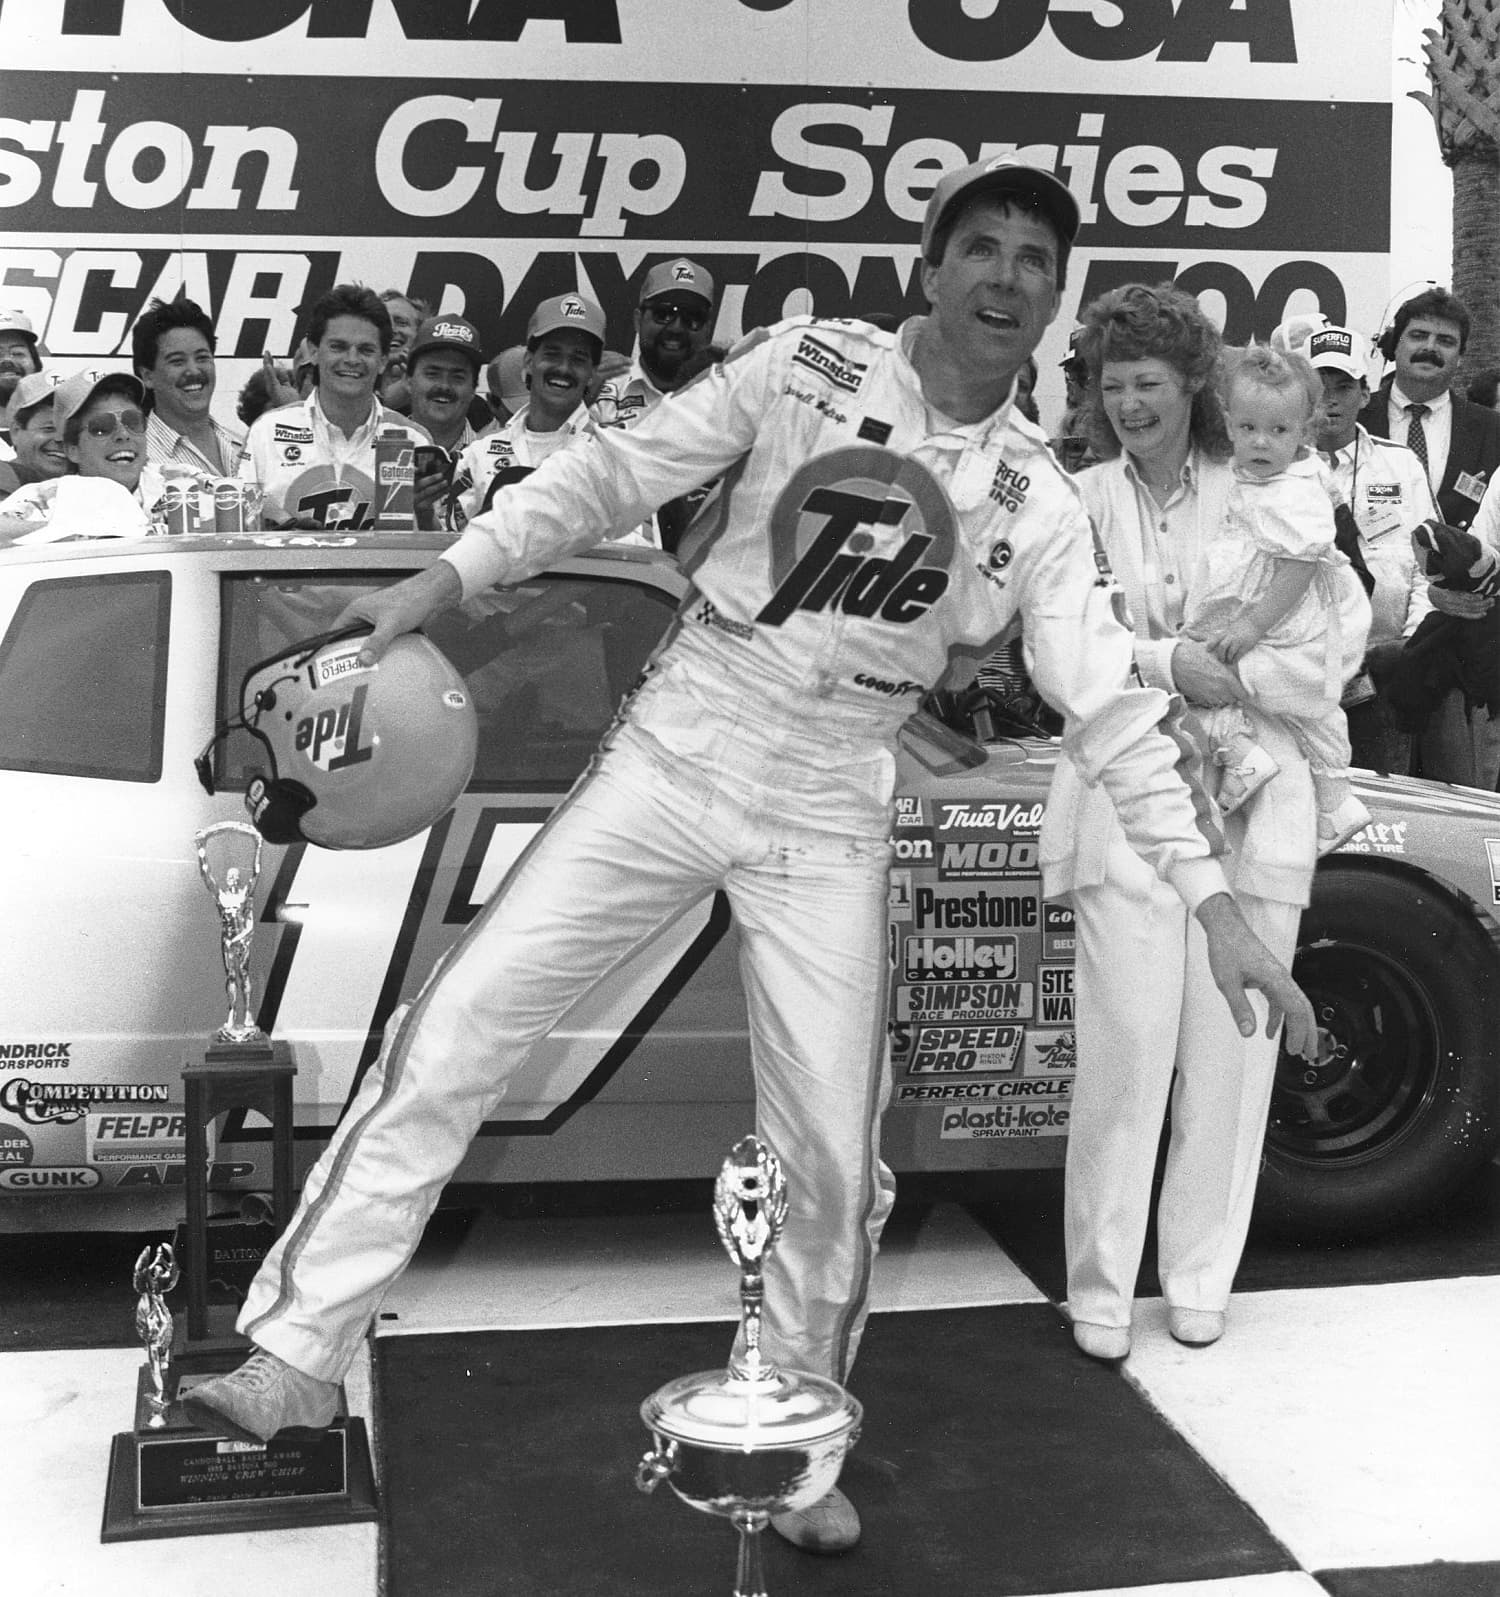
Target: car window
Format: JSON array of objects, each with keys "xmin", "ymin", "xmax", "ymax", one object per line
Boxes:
[
  {"xmin": 0, "ymin": 570, "xmax": 170, "ymax": 781},
  {"xmin": 215, "ymin": 570, "xmax": 676, "ymax": 792}
]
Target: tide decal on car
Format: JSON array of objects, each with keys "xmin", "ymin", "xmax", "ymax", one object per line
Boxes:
[{"xmin": 253, "ymin": 807, "xmax": 728, "ymax": 1131}]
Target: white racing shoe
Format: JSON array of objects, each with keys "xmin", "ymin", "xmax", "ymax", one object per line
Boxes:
[{"xmin": 179, "ymin": 1347, "xmax": 340, "ymax": 1444}]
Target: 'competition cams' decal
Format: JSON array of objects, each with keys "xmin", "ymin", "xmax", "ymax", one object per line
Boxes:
[{"xmin": 758, "ymin": 446, "xmax": 956, "ymax": 627}]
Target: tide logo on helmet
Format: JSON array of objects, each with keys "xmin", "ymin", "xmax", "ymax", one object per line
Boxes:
[
  {"xmin": 758, "ymin": 446, "xmax": 956, "ymax": 627},
  {"xmin": 294, "ymin": 684, "xmax": 376, "ymax": 773}
]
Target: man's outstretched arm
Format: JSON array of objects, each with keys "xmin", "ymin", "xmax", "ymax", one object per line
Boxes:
[{"xmin": 337, "ymin": 561, "xmax": 463, "ymax": 665}]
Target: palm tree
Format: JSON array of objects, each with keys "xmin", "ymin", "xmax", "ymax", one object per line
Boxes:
[{"xmin": 1410, "ymin": 0, "xmax": 1500, "ymax": 375}]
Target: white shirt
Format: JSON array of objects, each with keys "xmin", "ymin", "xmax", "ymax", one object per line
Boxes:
[
  {"xmin": 1325, "ymin": 426, "xmax": 1435, "ymax": 647},
  {"xmin": 145, "ymin": 409, "xmax": 245, "ymax": 478},
  {"xmin": 1387, "ymin": 382, "xmax": 1452, "ymax": 495}
]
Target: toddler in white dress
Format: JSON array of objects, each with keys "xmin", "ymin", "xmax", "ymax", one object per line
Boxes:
[{"xmin": 1187, "ymin": 344, "xmax": 1373, "ymax": 854}]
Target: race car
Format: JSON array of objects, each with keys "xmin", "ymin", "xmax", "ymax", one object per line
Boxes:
[{"xmin": 1, "ymin": 531, "xmax": 1497, "ymax": 1239}]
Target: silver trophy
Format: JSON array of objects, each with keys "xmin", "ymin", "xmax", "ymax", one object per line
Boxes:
[
  {"xmin": 637, "ymin": 1137, "xmax": 863, "ymax": 1597},
  {"xmin": 194, "ymin": 822, "xmax": 267, "ymax": 1046},
  {"xmin": 133, "ymin": 1243, "xmax": 180, "ymax": 1428}
]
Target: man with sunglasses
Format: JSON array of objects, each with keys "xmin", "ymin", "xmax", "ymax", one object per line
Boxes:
[
  {"xmin": 0, "ymin": 369, "xmax": 164, "ymax": 541},
  {"xmin": 596, "ymin": 258, "xmax": 721, "ymax": 549}
]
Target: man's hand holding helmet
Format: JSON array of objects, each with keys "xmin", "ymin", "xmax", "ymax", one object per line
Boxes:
[{"xmin": 336, "ymin": 561, "xmax": 464, "ymax": 666}]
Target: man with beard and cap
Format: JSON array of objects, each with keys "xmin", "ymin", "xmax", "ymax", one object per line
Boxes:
[
  {"xmin": 0, "ymin": 310, "xmax": 44, "ymax": 450},
  {"xmin": 132, "ymin": 297, "xmax": 245, "ymax": 479},
  {"xmin": 434, "ymin": 293, "xmax": 606, "ymax": 531},
  {"xmin": 597, "ymin": 257, "xmax": 723, "ymax": 550},
  {"xmin": 405, "ymin": 315, "xmax": 484, "ymax": 456},
  {"xmin": 1360, "ymin": 287, "xmax": 1500, "ymax": 786}
]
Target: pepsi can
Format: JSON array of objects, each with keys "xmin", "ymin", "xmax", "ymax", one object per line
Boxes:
[
  {"xmin": 213, "ymin": 479, "xmax": 247, "ymax": 534},
  {"xmin": 161, "ymin": 480, "xmax": 193, "ymax": 536}
]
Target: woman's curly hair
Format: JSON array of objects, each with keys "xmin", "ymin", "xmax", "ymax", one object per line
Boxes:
[{"xmin": 1074, "ymin": 282, "xmax": 1230, "ymax": 461}]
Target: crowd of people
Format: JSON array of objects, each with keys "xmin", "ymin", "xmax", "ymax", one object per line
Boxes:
[
  {"xmin": 0, "ymin": 258, "xmax": 1491, "ymax": 786},
  {"xmin": 2, "ymin": 155, "xmax": 1496, "ymax": 1555}
]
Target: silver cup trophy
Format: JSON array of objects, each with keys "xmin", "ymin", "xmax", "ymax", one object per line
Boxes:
[
  {"xmin": 637, "ymin": 1137, "xmax": 863, "ymax": 1597},
  {"xmin": 194, "ymin": 822, "xmax": 267, "ymax": 1046},
  {"xmin": 133, "ymin": 1243, "xmax": 180, "ymax": 1428}
]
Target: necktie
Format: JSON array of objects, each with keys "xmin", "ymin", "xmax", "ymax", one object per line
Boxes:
[{"xmin": 1406, "ymin": 403, "xmax": 1430, "ymax": 477}]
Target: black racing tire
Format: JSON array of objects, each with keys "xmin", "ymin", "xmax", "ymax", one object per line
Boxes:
[{"xmin": 1254, "ymin": 865, "xmax": 1500, "ymax": 1240}]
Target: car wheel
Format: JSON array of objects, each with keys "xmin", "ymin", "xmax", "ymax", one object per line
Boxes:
[{"xmin": 1254, "ymin": 865, "xmax": 1500, "ymax": 1239}]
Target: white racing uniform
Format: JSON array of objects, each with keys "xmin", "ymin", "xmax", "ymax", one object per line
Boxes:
[
  {"xmin": 239, "ymin": 392, "xmax": 428, "ymax": 529},
  {"xmin": 240, "ymin": 316, "xmax": 1229, "ymax": 1386},
  {"xmin": 444, "ymin": 401, "xmax": 593, "ymax": 530}
]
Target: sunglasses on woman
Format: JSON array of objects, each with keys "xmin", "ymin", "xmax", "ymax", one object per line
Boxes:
[{"xmin": 81, "ymin": 408, "xmax": 147, "ymax": 438}]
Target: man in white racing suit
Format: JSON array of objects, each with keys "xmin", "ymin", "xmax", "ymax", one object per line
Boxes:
[
  {"xmin": 439, "ymin": 293, "xmax": 605, "ymax": 531},
  {"xmin": 186, "ymin": 159, "xmax": 1316, "ymax": 1554}
]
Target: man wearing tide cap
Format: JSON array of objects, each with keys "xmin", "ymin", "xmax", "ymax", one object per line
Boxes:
[
  {"xmin": 0, "ymin": 371, "xmax": 68, "ymax": 498},
  {"xmin": 1284, "ymin": 317, "xmax": 1437, "ymax": 774},
  {"xmin": 595, "ymin": 257, "xmax": 722, "ymax": 548},
  {"xmin": 188, "ymin": 158, "xmax": 1316, "ymax": 1558},
  {"xmin": 437, "ymin": 293, "xmax": 606, "ymax": 530}
]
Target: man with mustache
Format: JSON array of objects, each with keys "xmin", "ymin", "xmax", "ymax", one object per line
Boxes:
[
  {"xmin": 437, "ymin": 294, "xmax": 606, "ymax": 531},
  {"xmin": 0, "ymin": 310, "xmax": 44, "ymax": 448},
  {"xmin": 597, "ymin": 258, "xmax": 721, "ymax": 551},
  {"xmin": 1360, "ymin": 287, "xmax": 1500, "ymax": 785},
  {"xmin": 132, "ymin": 297, "xmax": 244, "ymax": 479},
  {"xmin": 405, "ymin": 315, "xmax": 484, "ymax": 456}
]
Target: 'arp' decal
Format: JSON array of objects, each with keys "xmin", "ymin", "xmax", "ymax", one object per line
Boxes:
[{"xmin": 757, "ymin": 446, "xmax": 955, "ymax": 627}]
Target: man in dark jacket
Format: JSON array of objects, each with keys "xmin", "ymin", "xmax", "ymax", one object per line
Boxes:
[{"xmin": 1361, "ymin": 287, "xmax": 1500, "ymax": 786}]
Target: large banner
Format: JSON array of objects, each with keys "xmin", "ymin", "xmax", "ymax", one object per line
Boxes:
[{"xmin": 0, "ymin": 0, "xmax": 1394, "ymax": 409}]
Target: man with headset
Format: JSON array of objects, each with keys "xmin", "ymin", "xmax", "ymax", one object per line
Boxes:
[{"xmin": 185, "ymin": 158, "xmax": 1316, "ymax": 1555}]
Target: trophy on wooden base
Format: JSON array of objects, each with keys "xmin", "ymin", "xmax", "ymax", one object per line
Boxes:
[
  {"xmin": 99, "ymin": 823, "xmax": 378, "ymax": 1541},
  {"xmin": 101, "ymin": 1234, "xmax": 377, "ymax": 1542},
  {"xmin": 636, "ymin": 1137, "xmax": 863, "ymax": 1597}
]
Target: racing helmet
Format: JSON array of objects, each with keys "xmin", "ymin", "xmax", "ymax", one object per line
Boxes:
[{"xmin": 197, "ymin": 626, "xmax": 477, "ymax": 849}]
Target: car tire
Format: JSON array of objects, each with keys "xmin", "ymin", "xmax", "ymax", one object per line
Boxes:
[{"xmin": 1254, "ymin": 864, "xmax": 1500, "ymax": 1240}]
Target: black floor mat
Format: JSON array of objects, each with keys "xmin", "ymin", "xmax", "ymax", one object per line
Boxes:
[{"xmin": 374, "ymin": 1305, "xmax": 1296, "ymax": 1597}]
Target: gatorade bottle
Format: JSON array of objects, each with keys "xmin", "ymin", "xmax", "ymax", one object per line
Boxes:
[{"xmin": 373, "ymin": 429, "xmax": 416, "ymax": 529}]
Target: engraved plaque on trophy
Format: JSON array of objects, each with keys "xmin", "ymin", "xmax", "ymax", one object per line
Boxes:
[
  {"xmin": 102, "ymin": 1241, "xmax": 378, "ymax": 1542},
  {"xmin": 636, "ymin": 1137, "xmax": 863, "ymax": 1597}
]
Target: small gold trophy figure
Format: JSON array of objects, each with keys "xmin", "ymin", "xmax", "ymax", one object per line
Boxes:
[
  {"xmin": 194, "ymin": 822, "xmax": 267, "ymax": 1046},
  {"xmin": 133, "ymin": 1243, "xmax": 180, "ymax": 1429}
]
